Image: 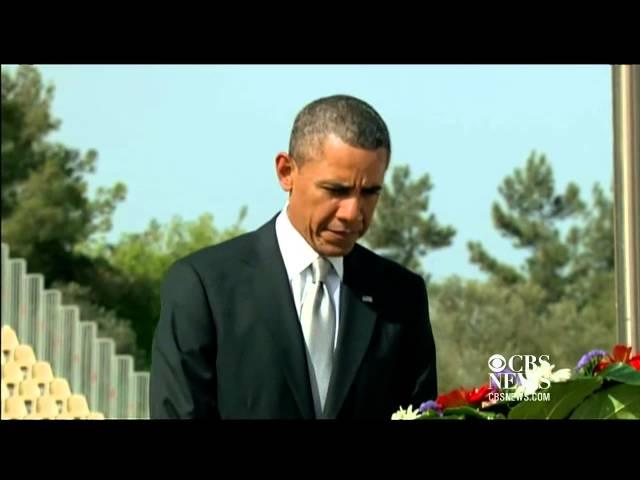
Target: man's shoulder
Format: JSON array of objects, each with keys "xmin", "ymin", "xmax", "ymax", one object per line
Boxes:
[
  {"xmin": 161, "ymin": 229, "xmax": 260, "ymax": 285},
  {"xmin": 350, "ymin": 243, "xmax": 423, "ymax": 285},
  {"xmin": 181, "ymin": 230, "xmax": 257, "ymax": 266},
  {"xmin": 164, "ymin": 215, "xmax": 277, "ymax": 282}
]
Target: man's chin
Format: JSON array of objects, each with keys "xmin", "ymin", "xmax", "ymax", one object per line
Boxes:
[{"xmin": 317, "ymin": 240, "xmax": 356, "ymax": 257}]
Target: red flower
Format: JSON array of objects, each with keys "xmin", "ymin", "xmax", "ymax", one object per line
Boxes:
[
  {"xmin": 466, "ymin": 384, "xmax": 493, "ymax": 404},
  {"xmin": 436, "ymin": 389, "xmax": 468, "ymax": 409},
  {"xmin": 594, "ymin": 344, "xmax": 640, "ymax": 373},
  {"xmin": 436, "ymin": 384, "xmax": 493, "ymax": 409}
]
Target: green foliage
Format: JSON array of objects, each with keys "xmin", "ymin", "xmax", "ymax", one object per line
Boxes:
[
  {"xmin": 55, "ymin": 282, "xmax": 147, "ymax": 368},
  {"xmin": 80, "ymin": 209, "xmax": 248, "ymax": 365},
  {"xmin": 2, "ymin": 65, "xmax": 59, "ymax": 217},
  {"xmin": 566, "ymin": 183, "xmax": 614, "ymax": 308},
  {"xmin": 467, "ymin": 151, "xmax": 586, "ymax": 302},
  {"xmin": 410, "ymin": 358, "xmax": 640, "ymax": 421},
  {"xmin": 1, "ymin": 65, "xmax": 135, "ymax": 359},
  {"xmin": 570, "ymin": 383, "xmax": 640, "ymax": 419},
  {"xmin": 433, "ymin": 152, "xmax": 616, "ymax": 394},
  {"xmin": 597, "ymin": 363, "xmax": 640, "ymax": 386},
  {"xmin": 93, "ymin": 208, "xmax": 247, "ymax": 283},
  {"xmin": 507, "ymin": 377, "xmax": 602, "ymax": 419},
  {"xmin": 429, "ymin": 276, "xmax": 615, "ymax": 393},
  {"xmin": 430, "ymin": 277, "xmax": 545, "ymax": 392},
  {"xmin": 364, "ymin": 164, "xmax": 455, "ymax": 277},
  {"xmin": 1, "ymin": 65, "xmax": 127, "ymax": 286},
  {"xmin": 506, "ymin": 365, "xmax": 640, "ymax": 420},
  {"xmin": 1, "ymin": 66, "xmax": 249, "ymax": 367}
]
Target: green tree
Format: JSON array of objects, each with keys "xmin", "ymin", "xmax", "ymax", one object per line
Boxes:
[
  {"xmin": 1, "ymin": 66, "xmax": 253, "ymax": 370},
  {"xmin": 2, "ymin": 148, "xmax": 126, "ymax": 284},
  {"xmin": 1, "ymin": 65, "xmax": 127, "ymax": 286},
  {"xmin": 429, "ymin": 276, "xmax": 615, "ymax": 393},
  {"xmin": 364, "ymin": 165, "xmax": 455, "ymax": 276},
  {"xmin": 1, "ymin": 65, "xmax": 59, "ymax": 217},
  {"xmin": 431, "ymin": 155, "xmax": 616, "ymax": 394},
  {"xmin": 468, "ymin": 152, "xmax": 585, "ymax": 302},
  {"xmin": 567, "ymin": 183, "xmax": 615, "ymax": 309},
  {"xmin": 55, "ymin": 282, "xmax": 147, "ymax": 368},
  {"xmin": 430, "ymin": 277, "xmax": 546, "ymax": 391},
  {"xmin": 1, "ymin": 65, "xmax": 137, "ymax": 361},
  {"xmin": 82, "ymin": 209, "xmax": 248, "ymax": 364}
]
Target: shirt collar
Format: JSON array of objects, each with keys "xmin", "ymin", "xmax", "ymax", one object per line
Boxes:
[{"xmin": 275, "ymin": 202, "xmax": 344, "ymax": 281}]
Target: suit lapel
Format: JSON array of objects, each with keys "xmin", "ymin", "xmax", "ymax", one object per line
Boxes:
[
  {"xmin": 323, "ymin": 247, "xmax": 377, "ymax": 419},
  {"xmin": 249, "ymin": 217, "xmax": 378, "ymax": 419},
  {"xmin": 252, "ymin": 217, "xmax": 316, "ymax": 419}
]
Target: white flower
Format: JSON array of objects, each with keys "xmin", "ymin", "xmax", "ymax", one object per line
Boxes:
[
  {"xmin": 514, "ymin": 374, "xmax": 541, "ymax": 397},
  {"xmin": 391, "ymin": 405, "xmax": 421, "ymax": 420},
  {"xmin": 513, "ymin": 360, "xmax": 573, "ymax": 397},
  {"xmin": 550, "ymin": 368, "xmax": 572, "ymax": 383},
  {"xmin": 536, "ymin": 360, "xmax": 572, "ymax": 383}
]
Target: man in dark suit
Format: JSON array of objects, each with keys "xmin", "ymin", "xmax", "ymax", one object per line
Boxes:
[{"xmin": 150, "ymin": 94, "xmax": 437, "ymax": 419}]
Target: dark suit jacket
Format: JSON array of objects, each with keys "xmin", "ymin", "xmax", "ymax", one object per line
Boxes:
[{"xmin": 150, "ymin": 215, "xmax": 437, "ymax": 419}]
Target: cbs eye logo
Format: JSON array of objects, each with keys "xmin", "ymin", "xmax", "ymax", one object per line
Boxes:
[
  {"xmin": 487, "ymin": 354, "xmax": 550, "ymax": 373},
  {"xmin": 488, "ymin": 354, "xmax": 507, "ymax": 372}
]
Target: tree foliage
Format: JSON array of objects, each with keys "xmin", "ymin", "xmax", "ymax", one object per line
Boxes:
[{"xmin": 364, "ymin": 164, "xmax": 455, "ymax": 277}]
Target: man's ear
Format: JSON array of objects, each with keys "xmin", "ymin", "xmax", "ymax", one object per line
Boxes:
[{"xmin": 275, "ymin": 152, "xmax": 296, "ymax": 192}]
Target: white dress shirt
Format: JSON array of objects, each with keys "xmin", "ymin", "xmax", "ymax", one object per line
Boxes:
[{"xmin": 275, "ymin": 205, "xmax": 343, "ymax": 349}]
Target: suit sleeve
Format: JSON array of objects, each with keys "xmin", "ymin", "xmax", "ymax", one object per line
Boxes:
[
  {"xmin": 405, "ymin": 274, "xmax": 438, "ymax": 407},
  {"xmin": 150, "ymin": 260, "xmax": 219, "ymax": 419}
]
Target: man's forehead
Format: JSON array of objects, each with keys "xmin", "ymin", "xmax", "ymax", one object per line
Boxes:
[{"xmin": 302, "ymin": 133, "xmax": 389, "ymax": 161}]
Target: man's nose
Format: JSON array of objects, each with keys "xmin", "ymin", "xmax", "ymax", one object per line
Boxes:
[{"xmin": 336, "ymin": 196, "xmax": 363, "ymax": 224}]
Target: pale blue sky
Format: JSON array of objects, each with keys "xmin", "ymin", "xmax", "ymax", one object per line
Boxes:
[{"xmin": 32, "ymin": 65, "xmax": 613, "ymax": 281}]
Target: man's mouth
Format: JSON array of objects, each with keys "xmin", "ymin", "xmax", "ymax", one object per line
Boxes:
[{"xmin": 326, "ymin": 229, "xmax": 356, "ymax": 238}]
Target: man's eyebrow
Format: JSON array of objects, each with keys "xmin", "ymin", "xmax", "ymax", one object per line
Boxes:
[
  {"xmin": 316, "ymin": 181, "xmax": 382, "ymax": 192},
  {"xmin": 316, "ymin": 181, "xmax": 351, "ymax": 189}
]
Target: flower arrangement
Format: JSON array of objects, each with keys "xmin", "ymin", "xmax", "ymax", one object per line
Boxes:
[{"xmin": 392, "ymin": 344, "xmax": 640, "ymax": 420}]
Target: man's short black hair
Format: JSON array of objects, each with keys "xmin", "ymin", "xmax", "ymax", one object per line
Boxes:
[{"xmin": 289, "ymin": 94, "xmax": 391, "ymax": 167}]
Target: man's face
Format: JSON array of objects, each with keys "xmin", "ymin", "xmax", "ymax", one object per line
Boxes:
[{"xmin": 276, "ymin": 134, "xmax": 388, "ymax": 257}]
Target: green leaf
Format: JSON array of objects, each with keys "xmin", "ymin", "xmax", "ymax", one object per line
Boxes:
[
  {"xmin": 416, "ymin": 405, "xmax": 501, "ymax": 420},
  {"xmin": 416, "ymin": 410, "xmax": 442, "ymax": 419},
  {"xmin": 570, "ymin": 383, "xmax": 640, "ymax": 419},
  {"xmin": 508, "ymin": 377, "xmax": 602, "ymax": 419},
  {"xmin": 442, "ymin": 406, "xmax": 500, "ymax": 420},
  {"xmin": 599, "ymin": 363, "xmax": 640, "ymax": 386},
  {"xmin": 429, "ymin": 415, "xmax": 465, "ymax": 420}
]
